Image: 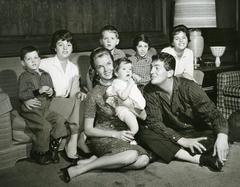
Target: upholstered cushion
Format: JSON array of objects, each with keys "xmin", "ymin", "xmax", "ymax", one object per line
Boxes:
[
  {"xmin": 224, "ymin": 96, "xmax": 240, "ymax": 111},
  {"xmin": 0, "ymin": 92, "xmax": 12, "ymax": 115},
  {"xmin": 10, "ymin": 110, "xmax": 32, "ymax": 144}
]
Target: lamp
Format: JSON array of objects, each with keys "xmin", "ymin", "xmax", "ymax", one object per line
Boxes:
[{"xmin": 174, "ymin": 0, "xmax": 217, "ymax": 68}]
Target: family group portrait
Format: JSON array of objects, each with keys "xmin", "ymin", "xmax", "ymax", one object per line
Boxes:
[{"xmin": 0, "ymin": 0, "xmax": 240, "ymax": 186}]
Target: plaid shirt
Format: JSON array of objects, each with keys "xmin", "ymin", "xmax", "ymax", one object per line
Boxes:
[
  {"xmin": 18, "ymin": 68, "xmax": 54, "ymax": 101},
  {"xmin": 143, "ymin": 77, "xmax": 228, "ymax": 143},
  {"xmin": 129, "ymin": 54, "xmax": 152, "ymax": 85}
]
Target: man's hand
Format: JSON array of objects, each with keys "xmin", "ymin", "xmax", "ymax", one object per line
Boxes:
[
  {"xmin": 213, "ymin": 133, "xmax": 229, "ymax": 165},
  {"xmin": 177, "ymin": 137, "xmax": 207, "ymax": 154},
  {"xmin": 24, "ymin": 98, "xmax": 41, "ymax": 110}
]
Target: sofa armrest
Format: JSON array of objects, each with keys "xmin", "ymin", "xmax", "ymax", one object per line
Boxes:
[
  {"xmin": 217, "ymin": 71, "xmax": 240, "ymax": 108},
  {"xmin": 0, "ymin": 92, "xmax": 13, "ymax": 115},
  {"xmin": 223, "ymin": 85, "xmax": 240, "ymax": 97}
]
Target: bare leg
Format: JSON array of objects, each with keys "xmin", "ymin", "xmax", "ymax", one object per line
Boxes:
[
  {"xmin": 175, "ymin": 149, "xmax": 200, "ymax": 164},
  {"xmin": 121, "ymin": 111, "xmax": 139, "ymax": 135},
  {"xmin": 77, "ymin": 155, "xmax": 98, "ymax": 165},
  {"xmin": 117, "ymin": 108, "xmax": 139, "ymax": 145},
  {"xmin": 68, "ymin": 150, "xmax": 139, "ymax": 178},
  {"xmin": 122, "ymin": 154, "xmax": 149, "ymax": 170},
  {"xmin": 65, "ymin": 123, "xmax": 79, "ymax": 158},
  {"xmin": 78, "ymin": 131, "xmax": 91, "ymax": 153}
]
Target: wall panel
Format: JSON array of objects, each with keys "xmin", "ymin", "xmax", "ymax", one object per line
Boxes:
[{"xmin": 0, "ymin": 0, "xmax": 171, "ymax": 57}]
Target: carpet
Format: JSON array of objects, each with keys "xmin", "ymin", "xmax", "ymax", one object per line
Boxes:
[{"xmin": 0, "ymin": 143, "xmax": 240, "ymax": 187}]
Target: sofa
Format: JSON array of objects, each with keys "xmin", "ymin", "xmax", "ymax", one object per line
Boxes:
[
  {"xmin": 217, "ymin": 71, "xmax": 240, "ymax": 119},
  {"xmin": 0, "ymin": 49, "xmax": 139, "ymax": 170}
]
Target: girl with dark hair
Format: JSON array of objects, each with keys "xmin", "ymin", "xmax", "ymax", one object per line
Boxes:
[
  {"xmin": 24, "ymin": 29, "xmax": 87, "ymax": 162},
  {"xmin": 162, "ymin": 24, "xmax": 194, "ymax": 80},
  {"xmin": 129, "ymin": 34, "xmax": 155, "ymax": 86}
]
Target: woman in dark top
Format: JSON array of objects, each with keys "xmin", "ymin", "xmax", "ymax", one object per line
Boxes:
[{"xmin": 60, "ymin": 47, "xmax": 149, "ymax": 183}]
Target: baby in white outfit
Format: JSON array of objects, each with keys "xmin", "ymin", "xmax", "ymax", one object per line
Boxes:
[{"xmin": 106, "ymin": 58, "xmax": 146, "ymax": 145}]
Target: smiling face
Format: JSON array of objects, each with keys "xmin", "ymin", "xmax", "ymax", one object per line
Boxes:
[
  {"xmin": 172, "ymin": 31, "xmax": 188, "ymax": 52},
  {"xmin": 100, "ymin": 31, "xmax": 119, "ymax": 51},
  {"xmin": 115, "ymin": 62, "xmax": 132, "ymax": 81},
  {"xmin": 136, "ymin": 41, "xmax": 149, "ymax": 57},
  {"xmin": 55, "ymin": 39, "xmax": 73, "ymax": 60},
  {"xmin": 22, "ymin": 51, "xmax": 40, "ymax": 71},
  {"xmin": 94, "ymin": 53, "xmax": 114, "ymax": 82},
  {"xmin": 150, "ymin": 60, "xmax": 171, "ymax": 85}
]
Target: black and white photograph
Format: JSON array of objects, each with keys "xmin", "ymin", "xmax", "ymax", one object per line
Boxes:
[{"xmin": 0, "ymin": 0, "xmax": 239, "ymax": 186}]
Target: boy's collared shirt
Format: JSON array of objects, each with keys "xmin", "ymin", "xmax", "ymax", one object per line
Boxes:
[
  {"xmin": 143, "ymin": 77, "xmax": 228, "ymax": 143},
  {"xmin": 18, "ymin": 68, "xmax": 54, "ymax": 101}
]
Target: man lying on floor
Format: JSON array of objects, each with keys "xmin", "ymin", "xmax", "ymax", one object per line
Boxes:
[{"xmin": 137, "ymin": 52, "xmax": 240, "ymax": 172}]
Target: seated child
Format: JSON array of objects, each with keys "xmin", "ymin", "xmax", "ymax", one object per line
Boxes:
[
  {"xmin": 87, "ymin": 25, "xmax": 126, "ymax": 91},
  {"xmin": 128, "ymin": 34, "xmax": 154, "ymax": 87},
  {"xmin": 18, "ymin": 46, "xmax": 78, "ymax": 165},
  {"xmin": 106, "ymin": 57, "xmax": 146, "ymax": 145}
]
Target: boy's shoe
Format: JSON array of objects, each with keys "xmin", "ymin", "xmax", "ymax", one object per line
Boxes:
[
  {"xmin": 30, "ymin": 150, "xmax": 52, "ymax": 165},
  {"xmin": 49, "ymin": 137, "xmax": 62, "ymax": 163},
  {"xmin": 199, "ymin": 155, "xmax": 223, "ymax": 172}
]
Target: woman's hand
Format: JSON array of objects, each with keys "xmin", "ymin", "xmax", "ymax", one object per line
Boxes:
[
  {"xmin": 76, "ymin": 92, "xmax": 87, "ymax": 101},
  {"xmin": 39, "ymin": 86, "xmax": 50, "ymax": 94},
  {"xmin": 39, "ymin": 86, "xmax": 54, "ymax": 97},
  {"xmin": 45, "ymin": 87, "xmax": 54, "ymax": 97},
  {"xmin": 112, "ymin": 130, "xmax": 135, "ymax": 142},
  {"xmin": 24, "ymin": 98, "xmax": 41, "ymax": 110}
]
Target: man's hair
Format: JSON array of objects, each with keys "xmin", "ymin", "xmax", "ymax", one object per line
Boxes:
[
  {"xmin": 132, "ymin": 34, "xmax": 150, "ymax": 50},
  {"xmin": 113, "ymin": 57, "xmax": 132, "ymax": 73},
  {"xmin": 20, "ymin": 46, "xmax": 39, "ymax": 61},
  {"xmin": 152, "ymin": 52, "xmax": 176, "ymax": 71},
  {"xmin": 89, "ymin": 47, "xmax": 114, "ymax": 70},
  {"xmin": 170, "ymin": 24, "xmax": 190, "ymax": 46},
  {"xmin": 50, "ymin": 29, "xmax": 75, "ymax": 52},
  {"xmin": 100, "ymin": 25, "xmax": 119, "ymax": 39}
]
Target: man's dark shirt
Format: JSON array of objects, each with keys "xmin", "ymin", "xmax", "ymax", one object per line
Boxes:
[
  {"xmin": 143, "ymin": 77, "xmax": 228, "ymax": 143},
  {"xmin": 18, "ymin": 68, "xmax": 54, "ymax": 101}
]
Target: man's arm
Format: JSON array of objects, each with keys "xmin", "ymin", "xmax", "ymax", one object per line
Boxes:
[
  {"xmin": 187, "ymin": 81, "xmax": 229, "ymax": 163},
  {"xmin": 187, "ymin": 81, "xmax": 228, "ymax": 135}
]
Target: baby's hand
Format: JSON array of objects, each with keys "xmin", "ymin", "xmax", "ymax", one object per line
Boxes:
[
  {"xmin": 127, "ymin": 78, "xmax": 135, "ymax": 85},
  {"xmin": 132, "ymin": 74, "xmax": 141, "ymax": 82}
]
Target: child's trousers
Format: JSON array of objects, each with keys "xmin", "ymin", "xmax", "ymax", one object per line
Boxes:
[{"xmin": 20, "ymin": 97, "xmax": 68, "ymax": 153}]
